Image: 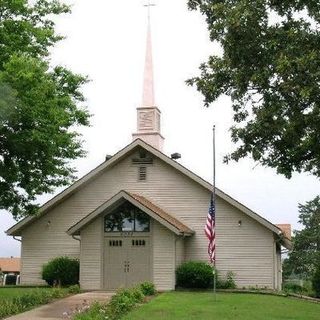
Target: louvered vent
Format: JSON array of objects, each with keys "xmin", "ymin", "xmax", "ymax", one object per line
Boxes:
[{"xmin": 139, "ymin": 166, "xmax": 147, "ymax": 181}]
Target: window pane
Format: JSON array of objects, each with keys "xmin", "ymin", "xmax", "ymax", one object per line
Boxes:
[
  {"xmin": 135, "ymin": 211, "xmax": 150, "ymax": 232},
  {"xmin": 121, "ymin": 213, "xmax": 134, "ymax": 231},
  {"xmin": 104, "ymin": 202, "xmax": 150, "ymax": 232},
  {"xmin": 105, "ymin": 212, "xmax": 123, "ymax": 232}
]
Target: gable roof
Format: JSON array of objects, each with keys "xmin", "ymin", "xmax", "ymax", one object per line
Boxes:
[
  {"xmin": 0, "ymin": 258, "xmax": 20, "ymax": 273},
  {"xmin": 6, "ymin": 139, "xmax": 290, "ymax": 248},
  {"xmin": 67, "ymin": 190, "xmax": 194, "ymax": 236}
]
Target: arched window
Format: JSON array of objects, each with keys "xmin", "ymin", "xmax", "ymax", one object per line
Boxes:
[{"xmin": 104, "ymin": 202, "xmax": 150, "ymax": 232}]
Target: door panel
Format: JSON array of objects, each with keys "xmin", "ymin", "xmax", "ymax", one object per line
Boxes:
[
  {"xmin": 104, "ymin": 236, "xmax": 151, "ymax": 290},
  {"xmin": 127, "ymin": 237, "xmax": 151, "ymax": 287},
  {"xmin": 104, "ymin": 238, "xmax": 127, "ymax": 290}
]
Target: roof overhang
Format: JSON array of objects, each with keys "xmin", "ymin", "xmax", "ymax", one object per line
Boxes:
[
  {"xmin": 280, "ymin": 237, "xmax": 293, "ymax": 250},
  {"xmin": 67, "ymin": 190, "xmax": 194, "ymax": 237}
]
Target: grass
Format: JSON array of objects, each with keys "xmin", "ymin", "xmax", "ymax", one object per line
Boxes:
[
  {"xmin": 0, "ymin": 287, "xmax": 49, "ymax": 300},
  {"xmin": 122, "ymin": 292, "xmax": 320, "ymax": 320}
]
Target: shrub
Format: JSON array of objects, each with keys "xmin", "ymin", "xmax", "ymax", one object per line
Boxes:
[
  {"xmin": 129, "ymin": 286, "xmax": 145, "ymax": 303},
  {"xmin": 312, "ymin": 265, "xmax": 320, "ymax": 298},
  {"xmin": 68, "ymin": 284, "xmax": 81, "ymax": 294},
  {"xmin": 105, "ymin": 286, "xmax": 144, "ymax": 320},
  {"xmin": 283, "ymin": 280, "xmax": 313, "ymax": 296},
  {"xmin": 283, "ymin": 282, "xmax": 304, "ymax": 293},
  {"xmin": 42, "ymin": 256, "xmax": 79, "ymax": 287},
  {"xmin": 140, "ymin": 281, "xmax": 156, "ymax": 296},
  {"xmin": 176, "ymin": 261, "xmax": 214, "ymax": 289},
  {"xmin": 217, "ymin": 271, "xmax": 236, "ymax": 289}
]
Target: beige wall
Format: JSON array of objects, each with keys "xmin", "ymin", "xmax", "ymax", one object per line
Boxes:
[
  {"xmin": 21, "ymin": 208, "xmax": 81, "ymax": 285},
  {"xmin": 19, "ymin": 148, "xmax": 279, "ymax": 289},
  {"xmin": 79, "ymin": 217, "xmax": 103, "ymax": 290},
  {"xmin": 152, "ymin": 220, "xmax": 175, "ymax": 290},
  {"xmin": 214, "ymin": 199, "xmax": 274, "ymax": 288}
]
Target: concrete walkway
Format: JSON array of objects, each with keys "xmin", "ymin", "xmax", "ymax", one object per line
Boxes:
[{"xmin": 5, "ymin": 292, "xmax": 113, "ymax": 320}]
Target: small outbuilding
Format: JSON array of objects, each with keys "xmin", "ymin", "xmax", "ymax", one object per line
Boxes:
[{"xmin": 0, "ymin": 257, "xmax": 21, "ymax": 286}]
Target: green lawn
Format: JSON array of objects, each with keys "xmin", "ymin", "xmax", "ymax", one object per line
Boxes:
[
  {"xmin": 0, "ymin": 287, "xmax": 49, "ymax": 300},
  {"xmin": 122, "ymin": 292, "xmax": 320, "ymax": 320}
]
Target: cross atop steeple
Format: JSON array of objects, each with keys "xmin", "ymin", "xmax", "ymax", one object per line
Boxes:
[
  {"xmin": 132, "ymin": 2, "xmax": 165, "ymax": 151},
  {"xmin": 143, "ymin": 1, "xmax": 156, "ymax": 21}
]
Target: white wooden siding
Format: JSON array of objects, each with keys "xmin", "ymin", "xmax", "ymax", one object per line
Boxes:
[
  {"xmin": 19, "ymin": 149, "xmax": 277, "ymax": 289},
  {"xmin": 20, "ymin": 207, "xmax": 80, "ymax": 285},
  {"xmin": 175, "ymin": 236, "xmax": 185, "ymax": 268},
  {"xmin": 152, "ymin": 220, "xmax": 175, "ymax": 290},
  {"xmin": 214, "ymin": 199, "xmax": 274, "ymax": 288},
  {"xmin": 80, "ymin": 217, "xmax": 103, "ymax": 290}
]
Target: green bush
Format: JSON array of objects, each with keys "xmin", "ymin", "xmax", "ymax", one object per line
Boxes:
[
  {"xmin": 129, "ymin": 286, "xmax": 145, "ymax": 303},
  {"xmin": 42, "ymin": 256, "xmax": 79, "ymax": 286},
  {"xmin": 217, "ymin": 271, "xmax": 236, "ymax": 289},
  {"xmin": 176, "ymin": 261, "xmax": 214, "ymax": 289},
  {"xmin": 107, "ymin": 287, "xmax": 145, "ymax": 319},
  {"xmin": 68, "ymin": 284, "xmax": 81, "ymax": 294},
  {"xmin": 283, "ymin": 282, "xmax": 304, "ymax": 293},
  {"xmin": 140, "ymin": 281, "xmax": 156, "ymax": 296},
  {"xmin": 312, "ymin": 265, "xmax": 320, "ymax": 298},
  {"xmin": 283, "ymin": 281, "xmax": 313, "ymax": 296}
]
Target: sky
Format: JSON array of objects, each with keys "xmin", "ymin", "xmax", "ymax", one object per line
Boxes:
[{"xmin": 0, "ymin": 0, "xmax": 319, "ymax": 257}]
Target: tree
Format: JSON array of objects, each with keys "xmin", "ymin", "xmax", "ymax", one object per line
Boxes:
[
  {"xmin": 312, "ymin": 264, "xmax": 320, "ymax": 298},
  {"xmin": 187, "ymin": 0, "xmax": 320, "ymax": 179},
  {"xmin": 285, "ymin": 196, "xmax": 320, "ymax": 279},
  {"xmin": 0, "ymin": 1, "xmax": 90, "ymax": 219}
]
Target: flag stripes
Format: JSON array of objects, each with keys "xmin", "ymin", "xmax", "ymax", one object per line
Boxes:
[{"xmin": 205, "ymin": 194, "xmax": 215, "ymax": 264}]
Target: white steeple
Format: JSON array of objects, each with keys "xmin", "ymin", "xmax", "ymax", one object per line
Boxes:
[
  {"xmin": 132, "ymin": 2, "xmax": 164, "ymax": 151},
  {"xmin": 142, "ymin": 15, "xmax": 155, "ymax": 107}
]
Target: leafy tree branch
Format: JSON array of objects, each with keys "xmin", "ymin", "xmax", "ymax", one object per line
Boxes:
[
  {"xmin": 0, "ymin": 1, "xmax": 90, "ymax": 218},
  {"xmin": 187, "ymin": 0, "xmax": 320, "ymax": 178}
]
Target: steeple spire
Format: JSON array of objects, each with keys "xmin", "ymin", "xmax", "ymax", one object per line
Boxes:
[
  {"xmin": 132, "ymin": 2, "xmax": 165, "ymax": 151},
  {"xmin": 142, "ymin": 14, "xmax": 155, "ymax": 106}
]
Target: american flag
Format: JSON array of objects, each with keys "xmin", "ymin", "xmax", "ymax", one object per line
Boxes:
[{"xmin": 205, "ymin": 194, "xmax": 216, "ymax": 264}]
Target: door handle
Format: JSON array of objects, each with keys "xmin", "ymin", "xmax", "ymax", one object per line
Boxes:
[{"xmin": 124, "ymin": 260, "xmax": 130, "ymax": 273}]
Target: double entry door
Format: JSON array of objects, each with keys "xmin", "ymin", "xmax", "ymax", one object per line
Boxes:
[{"xmin": 104, "ymin": 236, "xmax": 151, "ymax": 290}]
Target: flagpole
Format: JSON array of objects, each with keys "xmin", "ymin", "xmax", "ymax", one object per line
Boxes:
[{"xmin": 213, "ymin": 125, "xmax": 217, "ymax": 300}]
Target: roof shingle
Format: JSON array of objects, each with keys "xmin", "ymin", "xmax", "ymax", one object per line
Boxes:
[
  {"xmin": 0, "ymin": 258, "xmax": 20, "ymax": 273},
  {"xmin": 129, "ymin": 192, "xmax": 194, "ymax": 235}
]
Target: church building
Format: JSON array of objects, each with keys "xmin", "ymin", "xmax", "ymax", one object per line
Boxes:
[{"xmin": 6, "ymin": 16, "xmax": 291, "ymax": 291}]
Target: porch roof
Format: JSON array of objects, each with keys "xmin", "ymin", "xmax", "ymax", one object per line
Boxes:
[{"xmin": 67, "ymin": 190, "xmax": 194, "ymax": 236}]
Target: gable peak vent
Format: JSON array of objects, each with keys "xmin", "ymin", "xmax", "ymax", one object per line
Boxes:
[{"xmin": 138, "ymin": 166, "xmax": 147, "ymax": 181}]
